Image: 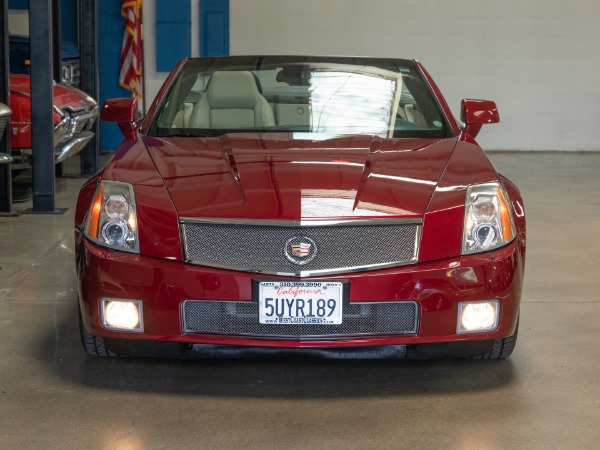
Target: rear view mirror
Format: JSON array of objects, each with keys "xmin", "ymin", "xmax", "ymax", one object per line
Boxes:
[{"xmin": 460, "ymin": 99, "xmax": 499, "ymax": 138}]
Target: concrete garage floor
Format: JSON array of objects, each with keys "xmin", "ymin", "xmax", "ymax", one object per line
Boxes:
[{"xmin": 1, "ymin": 152, "xmax": 599, "ymax": 449}]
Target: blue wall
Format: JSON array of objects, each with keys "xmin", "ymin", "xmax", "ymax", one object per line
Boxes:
[
  {"xmin": 200, "ymin": 0, "xmax": 229, "ymax": 57},
  {"xmin": 60, "ymin": 0, "xmax": 78, "ymax": 44},
  {"xmin": 8, "ymin": 0, "xmax": 78, "ymax": 47},
  {"xmin": 8, "ymin": 0, "xmax": 28, "ymax": 9},
  {"xmin": 155, "ymin": 0, "xmax": 191, "ymax": 72}
]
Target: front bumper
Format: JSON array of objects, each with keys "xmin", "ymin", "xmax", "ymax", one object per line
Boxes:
[
  {"xmin": 54, "ymin": 131, "xmax": 94, "ymax": 163},
  {"xmin": 11, "ymin": 107, "xmax": 98, "ymax": 170},
  {"xmin": 77, "ymin": 235, "xmax": 523, "ymax": 350},
  {"xmin": 11, "ymin": 132, "xmax": 94, "ymax": 170}
]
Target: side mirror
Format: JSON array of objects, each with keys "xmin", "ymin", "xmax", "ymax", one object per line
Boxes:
[
  {"xmin": 460, "ymin": 99, "xmax": 499, "ymax": 138},
  {"xmin": 101, "ymin": 98, "xmax": 140, "ymax": 139}
]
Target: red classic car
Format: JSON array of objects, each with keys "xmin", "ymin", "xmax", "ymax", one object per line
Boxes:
[
  {"xmin": 76, "ymin": 56, "xmax": 526, "ymax": 359},
  {"xmin": 9, "ymin": 74, "xmax": 98, "ymax": 171}
]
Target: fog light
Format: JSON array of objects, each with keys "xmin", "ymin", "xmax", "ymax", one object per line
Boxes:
[
  {"xmin": 457, "ymin": 300, "xmax": 499, "ymax": 333},
  {"xmin": 101, "ymin": 299, "xmax": 143, "ymax": 332}
]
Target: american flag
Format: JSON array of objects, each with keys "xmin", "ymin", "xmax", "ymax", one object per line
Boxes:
[{"xmin": 119, "ymin": 0, "xmax": 143, "ymax": 99}]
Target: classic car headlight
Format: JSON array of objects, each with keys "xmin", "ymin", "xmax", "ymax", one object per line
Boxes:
[
  {"xmin": 84, "ymin": 181, "xmax": 139, "ymax": 253},
  {"xmin": 462, "ymin": 182, "xmax": 516, "ymax": 255}
]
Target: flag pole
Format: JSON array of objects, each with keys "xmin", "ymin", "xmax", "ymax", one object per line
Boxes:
[{"xmin": 140, "ymin": 1, "xmax": 146, "ymax": 113}]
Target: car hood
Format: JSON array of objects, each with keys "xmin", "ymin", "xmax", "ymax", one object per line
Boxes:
[
  {"xmin": 143, "ymin": 134, "xmax": 459, "ymax": 220},
  {"xmin": 9, "ymin": 74, "xmax": 97, "ymax": 111}
]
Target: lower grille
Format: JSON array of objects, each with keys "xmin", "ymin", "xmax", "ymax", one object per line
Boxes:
[{"xmin": 182, "ymin": 300, "xmax": 418, "ymax": 338}]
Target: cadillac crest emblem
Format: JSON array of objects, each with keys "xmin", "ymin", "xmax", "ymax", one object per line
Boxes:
[{"xmin": 285, "ymin": 236, "xmax": 317, "ymax": 265}]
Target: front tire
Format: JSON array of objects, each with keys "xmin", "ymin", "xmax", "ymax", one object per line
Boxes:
[
  {"xmin": 78, "ymin": 305, "xmax": 119, "ymax": 357},
  {"xmin": 472, "ymin": 322, "xmax": 518, "ymax": 360}
]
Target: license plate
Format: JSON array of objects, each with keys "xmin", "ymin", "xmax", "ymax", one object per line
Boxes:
[{"xmin": 258, "ymin": 281, "xmax": 343, "ymax": 325}]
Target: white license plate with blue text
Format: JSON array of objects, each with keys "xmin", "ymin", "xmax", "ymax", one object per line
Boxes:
[{"xmin": 258, "ymin": 281, "xmax": 343, "ymax": 325}]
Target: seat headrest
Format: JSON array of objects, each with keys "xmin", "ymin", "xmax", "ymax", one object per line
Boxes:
[{"xmin": 206, "ymin": 71, "xmax": 261, "ymax": 109}]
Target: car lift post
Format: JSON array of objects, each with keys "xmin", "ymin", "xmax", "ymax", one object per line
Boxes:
[
  {"xmin": 27, "ymin": 0, "xmax": 65, "ymax": 214},
  {"xmin": 79, "ymin": 0, "xmax": 99, "ymax": 176},
  {"xmin": 0, "ymin": 0, "xmax": 17, "ymax": 216}
]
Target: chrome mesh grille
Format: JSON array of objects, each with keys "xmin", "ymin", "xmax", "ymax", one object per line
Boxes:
[
  {"xmin": 183, "ymin": 300, "xmax": 419, "ymax": 337},
  {"xmin": 181, "ymin": 220, "xmax": 420, "ymax": 276}
]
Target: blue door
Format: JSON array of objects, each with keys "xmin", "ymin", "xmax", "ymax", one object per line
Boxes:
[{"xmin": 200, "ymin": 0, "xmax": 229, "ymax": 57}]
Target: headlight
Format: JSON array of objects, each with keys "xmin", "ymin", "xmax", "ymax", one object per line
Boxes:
[
  {"xmin": 462, "ymin": 182, "xmax": 516, "ymax": 255},
  {"xmin": 84, "ymin": 181, "xmax": 139, "ymax": 253}
]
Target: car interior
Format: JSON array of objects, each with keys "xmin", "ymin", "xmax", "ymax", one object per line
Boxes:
[{"xmin": 159, "ymin": 63, "xmax": 447, "ymax": 138}]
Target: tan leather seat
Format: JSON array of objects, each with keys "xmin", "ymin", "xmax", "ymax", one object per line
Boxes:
[
  {"xmin": 404, "ymin": 103, "xmax": 427, "ymax": 126},
  {"xmin": 172, "ymin": 102, "xmax": 194, "ymax": 128},
  {"xmin": 188, "ymin": 71, "xmax": 275, "ymax": 129}
]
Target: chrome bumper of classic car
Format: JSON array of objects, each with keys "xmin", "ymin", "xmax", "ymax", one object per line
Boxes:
[
  {"xmin": 10, "ymin": 148, "xmax": 32, "ymax": 171},
  {"xmin": 54, "ymin": 107, "xmax": 98, "ymax": 163},
  {"xmin": 54, "ymin": 131, "xmax": 94, "ymax": 163},
  {"xmin": 11, "ymin": 107, "xmax": 98, "ymax": 170}
]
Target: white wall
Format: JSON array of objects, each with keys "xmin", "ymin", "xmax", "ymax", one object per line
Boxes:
[
  {"xmin": 7, "ymin": 10, "xmax": 29, "ymax": 35},
  {"xmin": 229, "ymin": 0, "xmax": 600, "ymax": 151},
  {"xmin": 141, "ymin": 0, "xmax": 600, "ymax": 151}
]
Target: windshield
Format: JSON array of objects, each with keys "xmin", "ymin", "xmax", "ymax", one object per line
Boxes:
[{"xmin": 148, "ymin": 56, "xmax": 448, "ymax": 139}]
